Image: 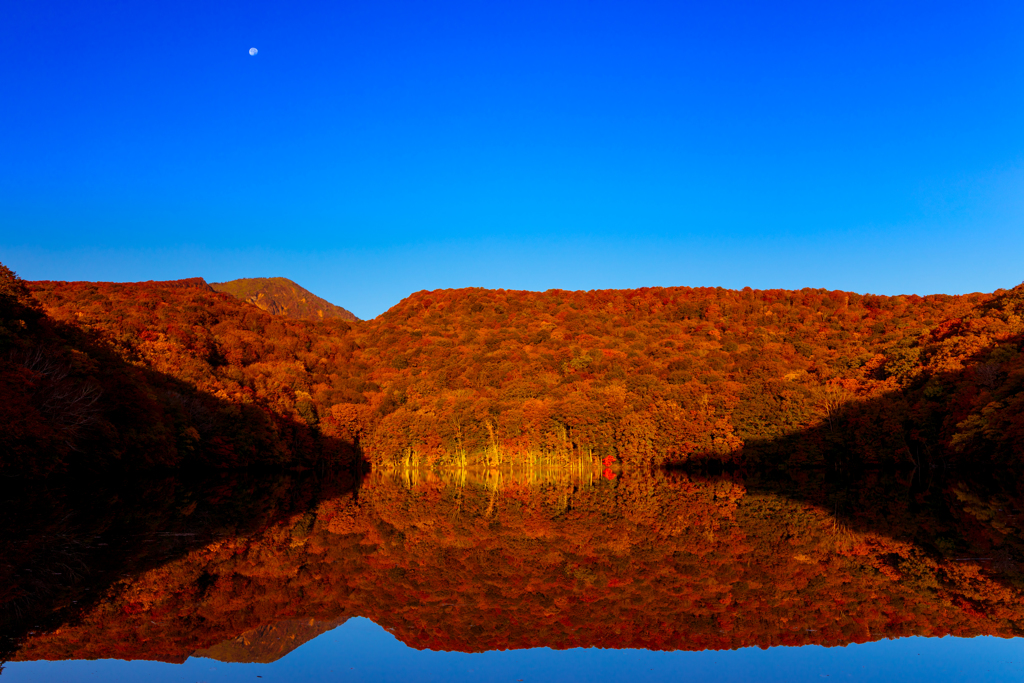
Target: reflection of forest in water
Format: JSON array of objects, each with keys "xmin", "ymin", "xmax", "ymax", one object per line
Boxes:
[{"xmin": 3, "ymin": 462, "xmax": 1024, "ymax": 666}]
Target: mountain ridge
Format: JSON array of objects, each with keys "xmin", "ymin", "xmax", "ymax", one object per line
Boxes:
[{"xmin": 211, "ymin": 277, "xmax": 358, "ymax": 322}]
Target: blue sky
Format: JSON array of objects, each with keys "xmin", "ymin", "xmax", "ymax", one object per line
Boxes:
[{"xmin": 2, "ymin": 0, "xmax": 1022, "ymax": 318}]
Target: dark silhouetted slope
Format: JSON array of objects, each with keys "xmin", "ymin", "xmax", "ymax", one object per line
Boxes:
[
  {"xmin": 211, "ymin": 277, "xmax": 358, "ymax": 322},
  {"xmin": 0, "ymin": 267, "xmax": 363, "ymax": 477}
]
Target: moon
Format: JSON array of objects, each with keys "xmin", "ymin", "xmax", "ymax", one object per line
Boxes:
[{"xmin": 249, "ymin": 47, "xmax": 258, "ymax": 56}]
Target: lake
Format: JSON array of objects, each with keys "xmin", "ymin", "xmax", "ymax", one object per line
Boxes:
[{"xmin": 3, "ymin": 466, "xmax": 1023, "ymax": 681}]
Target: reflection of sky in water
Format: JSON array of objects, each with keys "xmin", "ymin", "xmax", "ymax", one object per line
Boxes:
[{"xmin": 6, "ymin": 618, "xmax": 1024, "ymax": 683}]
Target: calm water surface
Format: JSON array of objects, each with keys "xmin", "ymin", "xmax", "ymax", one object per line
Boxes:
[
  {"xmin": 3, "ymin": 467, "xmax": 1023, "ymax": 680},
  {"xmin": 7, "ymin": 619, "xmax": 1024, "ymax": 682}
]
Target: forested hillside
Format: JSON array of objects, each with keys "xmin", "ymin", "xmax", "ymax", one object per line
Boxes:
[
  {"xmin": 0, "ymin": 267, "xmax": 361, "ymax": 477},
  {"xmin": 353, "ymin": 284, "xmax": 1024, "ymax": 471},
  {"xmin": 1, "ymin": 262, "xmax": 1022, "ymax": 477}
]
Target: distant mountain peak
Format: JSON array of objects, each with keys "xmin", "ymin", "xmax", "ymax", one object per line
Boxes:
[{"xmin": 210, "ymin": 277, "xmax": 358, "ymax": 322}]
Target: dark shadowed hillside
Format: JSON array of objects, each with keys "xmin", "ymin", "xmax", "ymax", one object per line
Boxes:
[
  {"xmin": 211, "ymin": 277, "xmax": 358, "ymax": 322},
  {"xmin": 0, "ymin": 267, "xmax": 363, "ymax": 477}
]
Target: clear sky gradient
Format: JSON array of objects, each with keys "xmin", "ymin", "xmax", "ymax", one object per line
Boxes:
[{"xmin": 2, "ymin": 1, "xmax": 1022, "ymax": 318}]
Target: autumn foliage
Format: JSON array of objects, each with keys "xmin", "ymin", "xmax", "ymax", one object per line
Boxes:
[
  {"xmin": 0, "ymin": 268, "xmax": 363, "ymax": 476},
  {"xmin": 2, "ymin": 261, "xmax": 1022, "ymax": 476},
  {"xmin": 4, "ymin": 264, "xmax": 1024, "ymax": 664}
]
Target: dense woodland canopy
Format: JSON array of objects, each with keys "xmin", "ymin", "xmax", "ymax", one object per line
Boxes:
[{"xmin": 1, "ymin": 262, "xmax": 1021, "ymax": 477}]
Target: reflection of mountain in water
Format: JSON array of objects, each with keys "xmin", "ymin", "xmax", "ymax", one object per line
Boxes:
[
  {"xmin": 193, "ymin": 616, "xmax": 350, "ymax": 663},
  {"xmin": 0, "ymin": 471, "xmax": 358, "ymax": 664},
  {"xmin": 4, "ymin": 466, "xmax": 1024, "ymax": 664}
]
